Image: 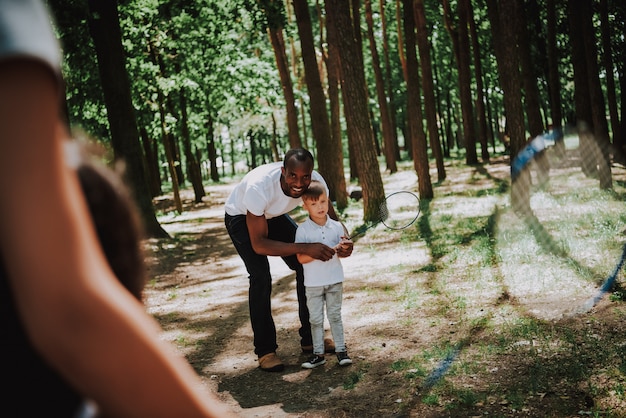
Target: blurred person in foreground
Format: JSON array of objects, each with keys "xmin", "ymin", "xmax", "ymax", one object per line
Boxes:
[{"xmin": 0, "ymin": 1, "xmax": 233, "ymax": 416}]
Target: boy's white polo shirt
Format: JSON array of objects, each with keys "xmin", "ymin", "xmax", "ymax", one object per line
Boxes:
[{"xmin": 295, "ymin": 216, "xmax": 345, "ymax": 287}]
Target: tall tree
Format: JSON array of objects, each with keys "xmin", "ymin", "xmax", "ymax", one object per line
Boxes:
[
  {"xmin": 466, "ymin": 0, "xmax": 490, "ymax": 162},
  {"xmin": 365, "ymin": 0, "xmax": 397, "ymax": 174},
  {"xmin": 615, "ymin": 2, "xmax": 626, "ymax": 154},
  {"xmin": 323, "ymin": 0, "xmax": 347, "ymax": 209},
  {"xmin": 146, "ymin": 37, "xmax": 183, "ymax": 214},
  {"xmin": 165, "ymin": 4, "xmax": 206, "ymax": 203},
  {"xmin": 292, "ymin": 0, "xmax": 348, "ymax": 209},
  {"xmin": 599, "ymin": 0, "xmax": 620, "ymax": 147},
  {"xmin": 567, "ymin": 0, "xmax": 593, "ymax": 178},
  {"xmin": 579, "ymin": 0, "xmax": 612, "ymax": 189},
  {"xmin": 515, "ymin": 0, "xmax": 548, "ymax": 185},
  {"xmin": 403, "ymin": 0, "xmax": 433, "ymax": 199},
  {"xmin": 443, "ymin": 0, "xmax": 478, "ymax": 165},
  {"xmin": 456, "ymin": 0, "xmax": 477, "ymax": 165},
  {"xmin": 379, "ymin": 0, "xmax": 401, "ymax": 161},
  {"xmin": 486, "ymin": 0, "xmax": 529, "ymax": 215},
  {"xmin": 568, "ymin": 0, "xmax": 612, "ymax": 188},
  {"xmin": 87, "ymin": 0, "xmax": 168, "ymax": 238},
  {"xmin": 260, "ymin": 0, "xmax": 302, "ymax": 149},
  {"xmin": 326, "ymin": 0, "xmax": 386, "ymax": 221},
  {"xmin": 546, "ymin": 0, "xmax": 563, "ymax": 138},
  {"xmin": 414, "ymin": 0, "xmax": 445, "ymax": 182},
  {"xmin": 515, "ymin": 1, "xmax": 543, "ymax": 138}
]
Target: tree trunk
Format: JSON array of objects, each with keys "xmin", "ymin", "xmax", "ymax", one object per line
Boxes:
[
  {"xmin": 139, "ymin": 125, "xmax": 162, "ymax": 198},
  {"xmin": 293, "ymin": 0, "xmax": 348, "ymax": 208},
  {"xmin": 323, "ymin": 0, "xmax": 348, "ymax": 210},
  {"xmin": 270, "ymin": 112, "xmax": 280, "ymax": 162},
  {"xmin": 546, "ymin": 0, "xmax": 563, "ymax": 140},
  {"xmin": 345, "ymin": 0, "xmax": 366, "ymax": 182},
  {"xmin": 396, "ymin": 0, "xmax": 408, "ymax": 85},
  {"xmin": 365, "ymin": 0, "xmax": 397, "ymax": 174},
  {"xmin": 402, "ymin": 0, "xmax": 433, "ymax": 199},
  {"xmin": 515, "ymin": 0, "xmax": 548, "ymax": 186},
  {"xmin": 379, "ymin": 0, "xmax": 401, "ymax": 161},
  {"xmin": 268, "ymin": 26, "xmax": 302, "ymax": 149},
  {"xmin": 466, "ymin": 0, "xmax": 490, "ymax": 162},
  {"xmin": 414, "ymin": 0, "xmax": 445, "ymax": 182},
  {"xmin": 579, "ymin": 0, "xmax": 612, "ymax": 189},
  {"xmin": 567, "ymin": 0, "xmax": 593, "ymax": 179},
  {"xmin": 486, "ymin": 0, "xmax": 529, "ymax": 216},
  {"xmin": 599, "ymin": 0, "xmax": 619, "ymax": 146},
  {"xmin": 456, "ymin": 0, "xmax": 477, "ymax": 165},
  {"xmin": 327, "ymin": 0, "xmax": 386, "ymax": 222},
  {"xmin": 515, "ymin": 1, "xmax": 543, "ymax": 138},
  {"xmin": 616, "ymin": 2, "xmax": 626, "ymax": 155},
  {"xmin": 146, "ymin": 37, "xmax": 183, "ymax": 214},
  {"xmin": 87, "ymin": 0, "xmax": 168, "ymax": 238},
  {"xmin": 179, "ymin": 87, "xmax": 205, "ymax": 203},
  {"xmin": 206, "ymin": 114, "xmax": 219, "ymax": 182}
]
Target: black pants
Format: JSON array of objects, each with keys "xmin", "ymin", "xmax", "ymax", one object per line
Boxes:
[{"xmin": 225, "ymin": 213, "xmax": 312, "ymax": 357}]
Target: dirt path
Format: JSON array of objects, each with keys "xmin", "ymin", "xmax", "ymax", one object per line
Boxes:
[
  {"xmin": 143, "ymin": 159, "xmax": 626, "ymax": 417},
  {"xmin": 145, "ymin": 175, "xmax": 436, "ymax": 416}
]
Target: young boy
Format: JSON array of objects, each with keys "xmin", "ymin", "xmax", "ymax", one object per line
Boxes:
[{"xmin": 295, "ymin": 180, "xmax": 353, "ymax": 368}]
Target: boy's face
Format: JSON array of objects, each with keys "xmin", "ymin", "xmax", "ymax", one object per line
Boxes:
[{"xmin": 302, "ymin": 193, "xmax": 329, "ymax": 224}]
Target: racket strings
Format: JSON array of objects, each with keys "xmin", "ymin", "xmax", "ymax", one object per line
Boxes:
[
  {"xmin": 378, "ymin": 202, "xmax": 390, "ymax": 222},
  {"xmin": 348, "ymin": 191, "xmax": 420, "ymax": 239},
  {"xmin": 382, "ymin": 191, "xmax": 420, "ymax": 230}
]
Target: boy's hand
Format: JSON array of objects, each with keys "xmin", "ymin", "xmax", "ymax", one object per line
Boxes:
[{"xmin": 335, "ymin": 237, "xmax": 353, "ymax": 258}]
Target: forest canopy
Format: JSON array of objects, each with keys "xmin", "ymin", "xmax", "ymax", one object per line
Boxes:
[{"xmin": 46, "ymin": 0, "xmax": 625, "ymax": 236}]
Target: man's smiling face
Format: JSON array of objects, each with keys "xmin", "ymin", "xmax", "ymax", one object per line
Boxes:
[{"xmin": 280, "ymin": 156, "xmax": 314, "ymax": 198}]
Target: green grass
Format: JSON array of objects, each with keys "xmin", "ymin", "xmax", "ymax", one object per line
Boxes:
[
  {"xmin": 152, "ymin": 149, "xmax": 626, "ymax": 416},
  {"xmin": 378, "ymin": 150, "xmax": 626, "ymax": 415}
]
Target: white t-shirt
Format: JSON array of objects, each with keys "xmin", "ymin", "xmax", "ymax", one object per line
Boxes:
[
  {"xmin": 224, "ymin": 161, "xmax": 328, "ymax": 219},
  {"xmin": 295, "ymin": 216, "xmax": 345, "ymax": 287},
  {"xmin": 0, "ymin": 0, "xmax": 61, "ymax": 73}
]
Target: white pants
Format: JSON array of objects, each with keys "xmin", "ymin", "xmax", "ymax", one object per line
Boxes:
[{"xmin": 305, "ymin": 282, "xmax": 346, "ymax": 355}]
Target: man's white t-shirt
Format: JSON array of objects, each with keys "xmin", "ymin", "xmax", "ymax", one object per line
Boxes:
[
  {"xmin": 295, "ymin": 216, "xmax": 345, "ymax": 287},
  {"xmin": 225, "ymin": 161, "xmax": 328, "ymax": 219},
  {"xmin": 0, "ymin": 0, "xmax": 61, "ymax": 73}
]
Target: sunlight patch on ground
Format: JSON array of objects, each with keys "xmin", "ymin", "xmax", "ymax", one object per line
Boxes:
[{"xmin": 434, "ymin": 195, "xmax": 500, "ymax": 218}]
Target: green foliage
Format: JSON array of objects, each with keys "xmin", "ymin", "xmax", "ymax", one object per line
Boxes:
[
  {"xmin": 343, "ymin": 368, "xmax": 365, "ymax": 390},
  {"xmin": 47, "ymin": 0, "xmax": 624, "ymax": 196}
]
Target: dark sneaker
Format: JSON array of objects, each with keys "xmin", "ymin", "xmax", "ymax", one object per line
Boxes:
[
  {"xmin": 336, "ymin": 351, "xmax": 352, "ymax": 366},
  {"xmin": 301, "ymin": 355, "xmax": 326, "ymax": 369}
]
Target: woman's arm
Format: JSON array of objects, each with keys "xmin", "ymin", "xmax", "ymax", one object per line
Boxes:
[{"xmin": 0, "ymin": 60, "xmax": 233, "ymax": 418}]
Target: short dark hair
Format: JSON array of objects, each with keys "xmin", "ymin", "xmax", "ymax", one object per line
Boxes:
[
  {"xmin": 283, "ymin": 148, "xmax": 314, "ymax": 168},
  {"xmin": 302, "ymin": 180, "xmax": 326, "ymax": 201}
]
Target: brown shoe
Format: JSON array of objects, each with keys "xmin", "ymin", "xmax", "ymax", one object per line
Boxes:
[
  {"xmin": 324, "ymin": 338, "xmax": 336, "ymax": 353},
  {"xmin": 258, "ymin": 352, "xmax": 284, "ymax": 372},
  {"xmin": 301, "ymin": 338, "xmax": 336, "ymax": 354}
]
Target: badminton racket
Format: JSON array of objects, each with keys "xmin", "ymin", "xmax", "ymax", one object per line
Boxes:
[
  {"xmin": 579, "ymin": 241, "xmax": 626, "ymax": 312},
  {"xmin": 347, "ymin": 191, "xmax": 420, "ymax": 240},
  {"xmin": 498, "ymin": 125, "xmax": 626, "ymax": 319},
  {"xmin": 510, "ymin": 134, "xmax": 547, "ymax": 181}
]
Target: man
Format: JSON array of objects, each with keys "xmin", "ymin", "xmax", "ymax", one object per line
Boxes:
[{"xmin": 224, "ymin": 148, "xmax": 353, "ymax": 372}]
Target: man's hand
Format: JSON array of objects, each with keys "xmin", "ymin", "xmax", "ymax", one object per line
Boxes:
[
  {"xmin": 305, "ymin": 243, "xmax": 336, "ymax": 261},
  {"xmin": 335, "ymin": 237, "xmax": 353, "ymax": 258}
]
